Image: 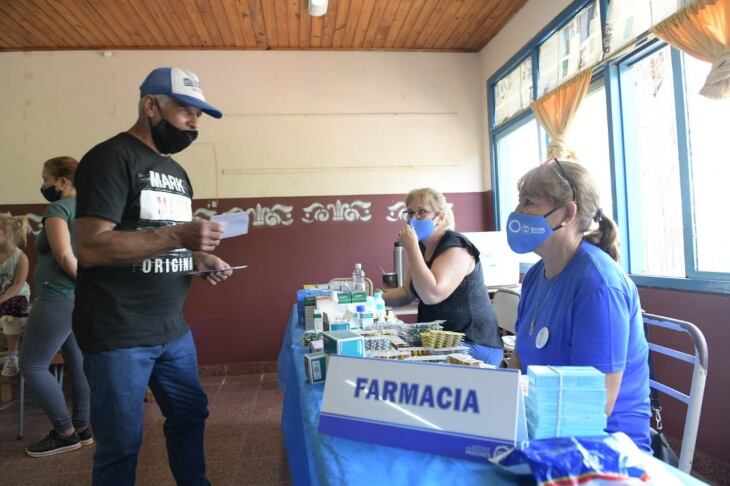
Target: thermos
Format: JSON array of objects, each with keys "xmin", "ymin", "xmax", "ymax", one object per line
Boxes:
[{"xmin": 393, "ymin": 242, "xmax": 405, "ymax": 287}]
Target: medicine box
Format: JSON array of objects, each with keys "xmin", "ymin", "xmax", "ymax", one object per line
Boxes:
[
  {"xmin": 310, "ymin": 339, "xmax": 324, "ymax": 353},
  {"xmin": 323, "ymin": 331, "xmax": 364, "ymax": 357},
  {"xmin": 304, "ymin": 352, "xmax": 327, "ymax": 384},
  {"xmin": 527, "ymin": 365, "xmax": 604, "ymax": 389},
  {"xmin": 328, "ymin": 321, "xmax": 351, "ymax": 332},
  {"xmin": 351, "ymin": 291, "xmax": 367, "ymax": 303}
]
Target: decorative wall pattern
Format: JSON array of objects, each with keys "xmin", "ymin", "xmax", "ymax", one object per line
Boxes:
[
  {"xmin": 24, "ymin": 213, "xmax": 44, "ymax": 236},
  {"xmin": 301, "ymin": 200, "xmax": 372, "ymax": 223},
  {"xmin": 14, "ymin": 198, "xmax": 458, "ymax": 232},
  {"xmin": 386, "ymin": 202, "xmax": 407, "ymax": 222}
]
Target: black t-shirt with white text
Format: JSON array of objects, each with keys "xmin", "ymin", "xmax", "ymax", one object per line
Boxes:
[{"xmin": 73, "ymin": 132, "xmax": 194, "ymax": 352}]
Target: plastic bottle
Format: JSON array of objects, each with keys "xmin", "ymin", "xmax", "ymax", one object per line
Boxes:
[
  {"xmin": 373, "ymin": 291, "xmax": 386, "ymax": 321},
  {"xmin": 357, "ymin": 304, "xmax": 374, "ymax": 329},
  {"xmin": 352, "ymin": 263, "xmax": 366, "ymax": 292}
]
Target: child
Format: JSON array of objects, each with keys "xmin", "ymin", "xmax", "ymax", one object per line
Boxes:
[{"xmin": 0, "ymin": 213, "xmax": 30, "ymax": 377}]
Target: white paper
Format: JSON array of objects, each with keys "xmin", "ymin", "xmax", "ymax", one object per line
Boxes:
[{"xmin": 211, "ymin": 212, "xmax": 249, "ymax": 238}]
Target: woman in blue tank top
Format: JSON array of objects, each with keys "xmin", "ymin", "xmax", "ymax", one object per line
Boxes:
[
  {"xmin": 506, "ymin": 159, "xmax": 651, "ymax": 452},
  {"xmin": 383, "ymin": 188, "xmax": 503, "ymax": 366}
]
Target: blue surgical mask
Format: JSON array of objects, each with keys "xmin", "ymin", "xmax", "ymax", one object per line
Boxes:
[
  {"xmin": 506, "ymin": 208, "xmax": 563, "ymax": 254},
  {"xmin": 409, "ymin": 218, "xmax": 437, "ymax": 241}
]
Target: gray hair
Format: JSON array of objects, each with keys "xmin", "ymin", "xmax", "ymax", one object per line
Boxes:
[{"xmin": 138, "ymin": 94, "xmax": 174, "ymax": 118}]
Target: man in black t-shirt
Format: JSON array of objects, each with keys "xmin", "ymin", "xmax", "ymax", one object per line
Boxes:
[{"xmin": 73, "ymin": 67, "xmax": 229, "ymax": 486}]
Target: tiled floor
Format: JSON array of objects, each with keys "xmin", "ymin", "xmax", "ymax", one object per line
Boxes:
[{"xmin": 0, "ymin": 373, "xmax": 291, "ymax": 486}]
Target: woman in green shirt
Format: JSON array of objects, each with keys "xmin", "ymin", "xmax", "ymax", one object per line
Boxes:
[{"xmin": 20, "ymin": 156, "xmax": 93, "ymax": 457}]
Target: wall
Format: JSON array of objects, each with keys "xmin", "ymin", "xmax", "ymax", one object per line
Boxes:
[
  {"xmin": 640, "ymin": 288, "xmax": 730, "ymax": 471},
  {"xmin": 0, "ymin": 49, "xmax": 489, "ymax": 355},
  {"xmin": 1, "ymin": 47, "xmax": 496, "ymax": 369},
  {"xmin": 1, "ymin": 49, "xmax": 484, "ymax": 202}
]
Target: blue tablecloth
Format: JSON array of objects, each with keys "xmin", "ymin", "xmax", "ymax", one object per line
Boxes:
[{"xmin": 277, "ymin": 304, "xmax": 705, "ymax": 486}]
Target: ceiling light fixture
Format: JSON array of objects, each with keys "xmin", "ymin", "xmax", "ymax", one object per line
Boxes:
[{"xmin": 308, "ymin": 0, "xmax": 328, "ymax": 17}]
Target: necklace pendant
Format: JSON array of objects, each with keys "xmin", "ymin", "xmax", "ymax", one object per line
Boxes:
[{"xmin": 529, "ymin": 318, "xmax": 536, "ymax": 336}]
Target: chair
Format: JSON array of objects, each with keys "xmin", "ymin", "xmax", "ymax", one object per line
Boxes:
[
  {"xmin": 644, "ymin": 312, "xmax": 708, "ymax": 474},
  {"xmin": 18, "ymin": 351, "xmax": 64, "ymax": 440},
  {"xmin": 491, "ymin": 288, "xmax": 521, "ymax": 363}
]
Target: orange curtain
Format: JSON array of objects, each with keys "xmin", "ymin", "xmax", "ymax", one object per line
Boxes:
[
  {"xmin": 530, "ymin": 69, "xmax": 592, "ymax": 160},
  {"xmin": 653, "ymin": 0, "xmax": 730, "ymax": 98}
]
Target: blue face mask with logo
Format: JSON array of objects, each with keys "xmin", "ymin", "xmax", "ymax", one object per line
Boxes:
[
  {"xmin": 506, "ymin": 208, "xmax": 564, "ymax": 254},
  {"xmin": 409, "ymin": 218, "xmax": 437, "ymax": 241}
]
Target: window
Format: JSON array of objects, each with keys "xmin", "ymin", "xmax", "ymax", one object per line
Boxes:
[
  {"xmin": 494, "ymin": 118, "xmax": 543, "ymax": 228},
  {"xmin": 494, "ymin": 57, "xmax": 533, "ymax": 125},
  {"xmin": 539, "ymin": 1, "xmax": 602, "ymax": 95},
  {"xmin": 569, "ymin": 81, "xmax": 613, "ymax": 219},
  {"xmin": 620, "ymin": 45, "xmax": 685, "ymax": 278},
  {"xmin": 683, "ymin": 54, "xmax": 730, "ymax": 274},
  {"xmin": 487, "ymin": 0, "xmax": 730, "ymax": 293}
]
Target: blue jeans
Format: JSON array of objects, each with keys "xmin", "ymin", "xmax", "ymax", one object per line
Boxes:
[
  {"xmin": 83, "ymin": 330, "xmax": 210, "ymax": 486},
  {"xmin": 463, "ymin": 341, "xmax": 504, "ymax": 367}
]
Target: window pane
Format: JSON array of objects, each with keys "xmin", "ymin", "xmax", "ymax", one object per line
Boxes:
[
  {"xmin": 569, "ymin": 83, "xmax": 614, "ymax": 219},
  {"xmin": 683, "ymin": 54, "xmax": 730, "ymax": 274},
  {"xmin": 494, "ymin": 57, "xmax": 533, "ymax": 125},
  {"xmin": 604, "ymin": 0, "xmax": 692, "ymax": 56},
  {"xmin": 495, "ymin": 118, "xmax": 542, "ymax": 228},
  {"xmin": 623, "ymin": 46, "xmax": 684, "ymax": 277},
  {"xmin": 539, "ymin": 1, "xmax": 602, "ymax": 95}
]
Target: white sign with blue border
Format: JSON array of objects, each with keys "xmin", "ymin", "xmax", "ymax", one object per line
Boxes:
[{"xmin": 319, "ymin": 355, "xmax": 527, "ymax": 461}]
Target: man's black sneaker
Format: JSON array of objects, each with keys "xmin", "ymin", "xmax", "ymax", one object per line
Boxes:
[
  {"xmin": 77, "ymin": 427, "xmax": 94, "ymax": 446},
  {"xmin": 25, "ymin": 430, "xmax": 82, "ymax": 457}
]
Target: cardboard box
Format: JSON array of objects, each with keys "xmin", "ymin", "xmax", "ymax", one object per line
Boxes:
[
  {"xmin": 323, "ymin": 331, "xmax": 364, "ymax": 357},
  {"xmin": 304, "ymin": 352, "xmax": 327, "ymax": 384},
  {"xmin": 328, "ymin": 321, "xmax": 351, "ymax": 332}
]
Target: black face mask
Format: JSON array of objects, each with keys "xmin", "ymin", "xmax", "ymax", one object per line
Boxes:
[
  {"xmin": 40, "ymin": 185, "xmax": 61, "ymax": 202},
  {"xmin": 148, "ymin": 99, "xmax": 198, "ymax": 156},
  {"xmin": 150, "ymin": 118, "xmax": 198, "ymax": 154}
]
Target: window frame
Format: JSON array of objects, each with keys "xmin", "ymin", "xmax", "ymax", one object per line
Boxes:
[{"xmin": 486, "ymin": 0, "xmax": 730, "ymax": 295}]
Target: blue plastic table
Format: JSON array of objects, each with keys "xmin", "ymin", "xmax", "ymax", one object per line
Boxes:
[{"xmin": 277, "ymin": 305, "xmax": 704, "ymax": 486}]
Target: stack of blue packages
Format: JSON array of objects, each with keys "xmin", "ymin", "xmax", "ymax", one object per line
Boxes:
[
  {"xmin": 526, "ymin": 366, "xmax": 607, "ymax": 440},
  {"xmin": 296, "ymin": 289, "xmax": 331, "ymax": 327}
]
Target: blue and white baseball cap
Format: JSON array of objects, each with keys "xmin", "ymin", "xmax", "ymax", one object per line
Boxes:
[{"xmin": 140, "ymin": 67, "xmax": 222, "ymax": 119}]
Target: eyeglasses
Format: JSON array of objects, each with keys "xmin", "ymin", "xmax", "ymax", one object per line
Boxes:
[
  {"xmin": 400, "ymin": 208, "xmax": 435, "ymax": 221},
  {"xmin": 543, "ymin": 157, "xmax": 577, "ymax": 201}
]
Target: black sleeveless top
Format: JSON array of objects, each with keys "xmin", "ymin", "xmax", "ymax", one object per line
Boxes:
[{"xmin": 410, "ymin": 230, "xmax": 502, "ymax": 349}]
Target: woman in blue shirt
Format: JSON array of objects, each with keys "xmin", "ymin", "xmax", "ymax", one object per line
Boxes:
[{"xmin": 507, "ymin": 159, "xmax": 651, "ymax": 452}]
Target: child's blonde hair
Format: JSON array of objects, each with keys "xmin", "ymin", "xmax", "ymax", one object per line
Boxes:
[{"xmin": 0, "ymin": 213, "xmax": 30, "ymax": 247}]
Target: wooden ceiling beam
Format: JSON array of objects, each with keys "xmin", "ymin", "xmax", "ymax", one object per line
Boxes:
[
  {"xmin": 321, "ymin": 0, "xmax": 339, "ymax": 48},
  {"xmin": 340, "ymin": 0, "xmax": 362, "ymax": 48},
  {"xmin": 400, "ymin": 0, "xmax": 438, "ymax": 49},
  {"xmin": 246, "ymin": 0, "xmax": 268, "ymax": 48},
  {"xmin": 382, "ymin": 0, "xmax": 413, "ymax": 49},
  {"xmin": 371, "ymin": 0, "xmax": 401, "ymax": 49},
  {"xmin": 0, "ymin": 1, "xmax": 56, "ymax": 49},
  {"xmin": 331, "ymin": 0, "xmax": 350, "ymax": 48}
]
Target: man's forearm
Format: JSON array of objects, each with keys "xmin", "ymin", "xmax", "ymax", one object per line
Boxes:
[{"xmin": 78, "ymin": 226, "xmax": 180, "ymax": 267}]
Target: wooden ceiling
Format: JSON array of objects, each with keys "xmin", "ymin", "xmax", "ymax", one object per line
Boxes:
[{"xmin": 0, "ymin": 0, "xmax": 527, "ymax": 52}]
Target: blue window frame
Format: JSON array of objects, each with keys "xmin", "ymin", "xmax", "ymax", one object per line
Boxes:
[{"xmin": 487, "ymin": 0, "xmax": 730, "ymax": 294}]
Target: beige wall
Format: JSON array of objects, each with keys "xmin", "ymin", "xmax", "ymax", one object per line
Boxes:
[
  {"xmin": 478, "ymin": 0, "xmax": 573, "ymax": 190},
  {"xmin": 1, "ymin": 50, "xmax": 483, "ymax": 204}
]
